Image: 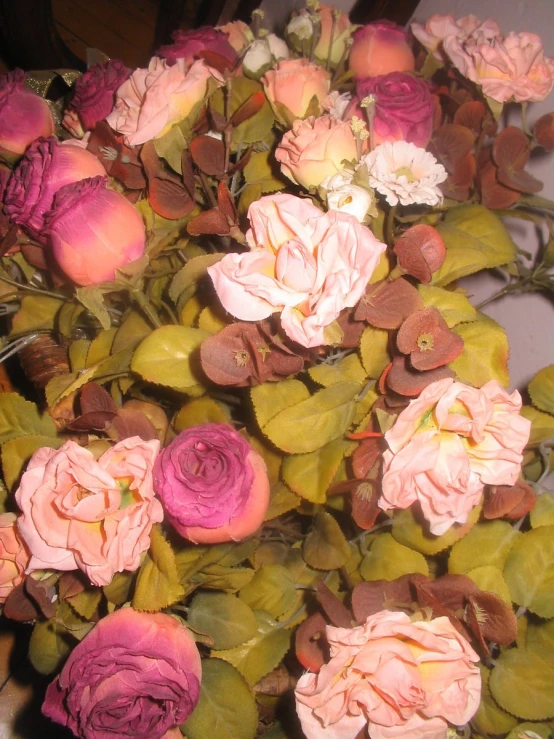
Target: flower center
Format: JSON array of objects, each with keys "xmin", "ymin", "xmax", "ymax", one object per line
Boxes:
[
  {"xmin": 118, "ymin": 477, "xmax": 138, "ymax": 508},
  {"xmin": 394, "ymin": 166, "xmax": 418, "ymax": 182},
  {"xmin": 417, "ymin": 332, "xmax": 434, "ymax": 351}
]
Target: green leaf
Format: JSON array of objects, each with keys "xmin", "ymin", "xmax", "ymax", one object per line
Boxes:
[
  {"xmin": 432, "ymin": 204, "xmax": 517, "ymax": 287},
  {"xmin": 242, "ymin": 150, "xmax": 287, "ymax": 194},
  {"xmin": 282, "ymin": 438, "xmax": 356, "ymax": 504},
  {"xmin": 308, "ymin": 353, "xmax": 366, "ymax": 388},
  {"xmin": 169, "ymin": 254, "xmax": 224, "ymax": 304},
  {"xmin": 526, "ymin": 619, "xmax": 554, "ymax": 658},
  {"xmin": 58, "ymin": 302, "xmax": 86, "ymax": 339},
  {"xmin": 490, "ymin": 648, "xmax": 554, "ymax": 720},
  {"xmin": 2, "ymin": 435, "xmax": 63, "ymax": 490},
  {"xmin": 112, "ymin": 310, "xmax": 152, "ymax": 354},
  {"xmin": 359, "ymin": 325, "xmax": 391, "ymax": 379},
  {"xmin": 9, "ymin": 295, "xmax": 64, "ymax": 336},
  {"xmin": 86, "ymin": 328, "xmax": 117, "ymax": 367},
  {"xmin": 188, "ymin": 592, "xmax": 257, "ymax": 650},
  {"xmin": 391, "ymin": 504, "xmax": 480, "ymax": 555},
  {"xmin": 75, "ymin": 286, "xmax": 111, "ymax": 330},
  {"xmin": 213, "ymin": 77, "xmax": 274, "ymax": 146},
  {"xmin": 466, "ymin": 565, "xmax": 513, "ymax": 604},
  {"xmin": 66, "ymin": 589, "xmax": 102, "ymax": 620},
  {"xmin": 133, "ymin": 525, "xmax": 184, "ymax": 611},
  {"xmin": 303, "ymin": 511, "xmax": 351, "ymax": 570},
  {"xmin": 212, "ymin": 611, "xmax": 291, "ymax": 688},
  {"xmin": 29, "ymin": 618, "xmax": 72, "ymax": 675},
  {"xmin": 360, "ymin": 533, "xmax": 429, "ymax": 581},
  {"xmin": 521, "ymin": 405, "xmax": 554, "ymax": 445},
  {"xmin": 449, "ymin": 521, "xmax": 521, "ymax": 575},
  {"xmin": 529, "ymin": 365, "xmax": 554, "ymax": 415},
  {"xmin": 262, "ymin": 383, "xmax": 359, "ymax": 454},
  {"xmin": 238, "ymin": 565, "xmax": 297, "ymax": 619},
  {"xmin": 530, "ymin": 492, "xmax": 554, "ymax": 528},
  {"xmin": 251, "ymin": 379, "xmax": 310, "ymax": 430},
  {"xmin": 472, "ymin": 666, "xmax": 518, "ymax": 736},
  {"xmin": 131, "ymin": 325, "xmax": 209, "ymax": 391},
  {"xmin": 0, "ymin": 393, "xmax": 57, "ymax": 444},
  {"xmin": 503, "ymin": 526, "xmax": 554, "ymax": 617},
  {"xmin": 418, "ymin": 285, "xmax": 477, "ymax": 327},
  {"xmin": 506, "ymin": 724, "xmax": 553, "ymax": 739},
  {"xmin": 190, "ymin": 565, "xmax": 254, "ymax": 593},
  {"xmin": 103, "ymin": 571, "xmax": 135, "ymax": 606},
  {"xmin": 153, "ymin": 123, "xmax": 187, "ymax": 173},
  {"xmin": 183, "ymin": 658, "xmax": 257, "ymax": 739},
  {"xmin": 450, "ymin": 314, "xmax": 509, "ymax": 387},
  {"xmin": 173, "ymin": 397, "xmax": 230, "ymax": 432},
  {"xmin": 264, "ymin": 482, "xmax": 301, "ymax": 521}
]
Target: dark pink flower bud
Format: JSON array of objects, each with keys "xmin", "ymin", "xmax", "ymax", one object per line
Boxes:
[
  {"xmin": 0, "ymin": 70, "xmax": 55, "ymax": 157},
  {"xmin": 158, "ymin": 26, "xmax": 237, "ymax": 69},
  {"xmin": 63, "ymin": 59, "xmax": 131, "ymax": 137},
  {"xmin": 4, "ymin": 137, "xmax": 105, "ymax": 242},
  {"xmin": 349, "ymin": 21, "xmax": 415, "ymax": 80},
  {"xmin": 45, "ymin": 176, "xmax": 145, "ymax": 285}
]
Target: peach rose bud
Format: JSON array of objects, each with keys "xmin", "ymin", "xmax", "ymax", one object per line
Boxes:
[
  {"xmin": 349, "ymin": 21, "xmax": 415, "ymax": 80},
  {"xmin": 262, "ymin": 58, "xmax": 330, "ymax": 128},
  {"xmin": 45, "ymin": 176, "xmax": 146, "ymax": 286}
]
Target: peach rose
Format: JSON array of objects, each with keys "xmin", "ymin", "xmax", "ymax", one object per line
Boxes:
[
  {"xmin": 208, "ymin": 193, "xmax": 386, "ymax": 348},
  {"xmin": 0, "ymin": 513, "xmax": 29, "ymax": 602},
  {"xmin": 217, "ymin": 20, "xmax": 254, "ymax": 52},
  {"xmin": 295, "ymin": 609, "xmax": 481, "ymax": 739},
  {"xmin": 444, "ymin": 30, "xmax": 554, "ymax": 103},
  {"xmin": 380, "ymin": 378, "xmax": 531, "ymax": 535},
  {"xmin": 15, "ymin": 437, "xmax": 163, "ymax": 586},
  {"xmin": 262, "ymin": 59, "xmax": 330, "ymax": 128},
  {"xmin": 349, "ymin": 21, "xmax": 415, "ymax": 79},
  {"xmin": 106, "ymin": 57, "xmax": 222, "ymax": 146},
  {"xmin": 275, "ymin": 115, "xmax": 357, "ymax": 190},
  {"xmin": 411, "ymin": 14, "xmax": 501, "ymax": 60}
]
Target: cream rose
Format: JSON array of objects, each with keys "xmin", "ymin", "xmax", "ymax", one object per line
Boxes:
[
  {"xmin": 295, "ymin": 610, "xmax": 481, "ymax": 739},
  {"xmin": 380, "ymin": 378, "xmax": 531, "ymax": 535},
  {"xmin": 15, "ymin": 437, "xmax": 163, "ymax": 586}
]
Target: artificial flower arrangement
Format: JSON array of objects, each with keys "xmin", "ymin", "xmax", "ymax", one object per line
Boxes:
[{"xmin": 0, "ymin": 4, "xmax": 554, "ymax": 739}]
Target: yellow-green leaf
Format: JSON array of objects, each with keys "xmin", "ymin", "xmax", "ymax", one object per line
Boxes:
[
  {"xmin": 360, "ymin": 533, "xmax": 429, "ymax": 581},
  {"xmin": 2, "ymin": 435, "xmax": 63, "ymax": 490},
  {"xmin": 303, "ymin": 511, "xmax": 351, "ymax": 570},
  {"xmin": 472, "ymin": 666, "xmax": 518, "ymax": 736},
  {"xmin": 0, "ymin": 393, "xmax": 57, "ymax": 444},
  {"xmin": 526, "ymin": 618, "xmax": 554, "ymax": 658},
  {"xmin": 506, "ymin": 724, "xmax": 553, "ymax": 739},
  {"xmin": 449, "ymin": 521, "xmax": 521, "ymax": 575},
  {"xmin": 432, "ymin": 204, "xmax": 517, "ymax": 287},
  {"xmin": 242, "ymin": 150, "xmax": 286, "ymax": 194},
  {"xmin": 418, "ymin": 285, "xmax": 477, "ymax": 327},
  {"xmin": 133, "ymin": 525, "xmax": 184, "ymax": 611},
  {"xmin": 112, "ymin": 310, "xmax": 152, "ymax": 354},
  {"xmin": 173, "ymin": 397, "xmax": 231, "ymax": 432},
  {"xmin": 9, "ymin": 295, "xmax": 64, "ymax": 336},
  {"xmin": 264, "ymin": 482, "xmax": 300, "ymax": 521},
  {"xmin": 521, "ymin": 405, "xmax": 554, "ymax": 445},
  {"xmin": 251, "ymin": 379, "xmax": 310, "ymax": 430},
  {"xmin": 103, "ymin": 571, "xmax": 135, "ymax": 606},
  {"xmin": 282, "ymin": 438, "xmax": 356, "ymax": 504},
  {"xmin": 262, "ymin": 382, "xmax": 359, "ymax": 454},
  {"xmin": 86, "ymin": 328, "xmax": 117, "ymax": 367},
  {"xmin": 169, "ymin": 254, "xmax": 224, "ymax": 304},
  {"xmin": 530, "ymin": 492, "xmax": 554, "ymax": 528},
  {"xmin": 66, "ymin": 589, "xmax": 102, "ymax": 620},
  {"xmin": 490, "ymin": 648, "xmax": 554, "ymax": 720},
  {"xmin": 75, "ymin": 285, "xmax": 111, "ymax": 330},
  {"xmin": 528, "ymin": 365, "xmax": 554, "ymax": 415},
  {"xmin": 29, "ymin": 618, "xmax": 71, "ymax": 675},
  {"xmin": 239, "ymin": 565, "xmax": 296, "ymax": 619},
  {"xmin": 392, "ymin": 504, "xmax": 480, "ymax": 556},
  {"xmin": 359, "ymin": 325, "xmax": 391, "ymax": 379},
  {"xmin": 183, "ymin": 658, "xmax": 257, "ymax": 739},
  {"xmin": 131, "ymin": 325, "xmax": 209, "ymax": 391},
  {"xmin": 503, "ymin": 526, "xmax": 554, "ymax": 617},
  {"xmin": 466, "ymin": 565, "xmax": 513, "ymax": 604},
  {"xmin": 450, "ymin": 314, "xmax": 509, "ymax": 387},
  {"xmin": 188, "ymin": 592, "xmax": 257, "ymax": 650},
  {"xmin": 308, "ymin": 353, "xmax": 366, "ymax": 387}
]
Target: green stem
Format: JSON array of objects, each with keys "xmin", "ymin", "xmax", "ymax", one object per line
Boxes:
[
  {"xmin": 132, "ymin": 289, "xmax": 162, "ymax": 328},
  {"xmin": 0, "ymin": 274, "xmax": 66, "ymax": 301},
  {"xmin": 385, "ymin": 205, "xmax": 398, "ymax": 247}
]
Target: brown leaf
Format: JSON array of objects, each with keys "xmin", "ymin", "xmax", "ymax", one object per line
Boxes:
[
  {"xmin": 295, "ymin": 612, "xmax": 328, "ymax": 672},
  {"xmin": 397, "ymin": 307, "xmax": 464, "ymax": 371},
  {"xmin": 351, "ymin": 575, "xmax": 427, "ymax": 623},
  {"xmin": 385, "ymin": 355, "xmax": 455, "ymax": 397},
  {"xmin": 355, "ymin": 278, "xmax": 424, "ymax": 329},
  {"xmin": 316, "ymin": 581, "xmax": 353, "ymax": 628},
  {"xmin": 336, "ymin": 308, "xmax": 365, "ymax": 348},
  {"xmin": 483, "ymin": 480, "xmax": 537, "ymax": 520},
  {"xmin": 431, "ymin": 124, "xmax": 475, "ymax": 173},
  {"xmin": 394, "ymin": 224, "xmax": 446, "ymax": 284},
  {"xmin": 67, "ymin": 411, "xmax": 116, "ymax": 432},
  {"xmin": 441, "ymin": 152, "xmax": 476, "ymax": 202},
  {"xmin": 25, "ymin": 575, "xmax": 57, "ymax": 619},
  {"xmin": 492, "ymin": 126, "xmax": 542, "ymax": 194},
  {"xmin": 198, "ymin": 49, "xmax": 235, "ymax": 74},
  {"xmin": 107, "ymin": 408, "xmax": 159, "ymax": 442},
  {"xmin": 149, "ymin": 176, "xmax": 195, "ymax": 220},
  {"xmin": 3, "ymin": 583, "xmax": 40, "ymax": 621},
  {"xmin": 80, "ymin": 382, "xmax": 117, "ymax": 415},
  {"xmin": 217, "ymin": 181, "xmax": 237, "ymax": 222},
  {"xmin": 58, "ymin": 572, "xmax": 86, "ymax": 601},
  {"xmin": 453, "ymin": 101, "xmax": 491, "ymax": 136},
  {"xmin": 187, "ymin": 208, "xmax": 230, "ymax": 236},
  {"xmin": 230, "ymin": 90, "xmax": 267, "ymax": 127},
  {"xmin": 534, "ymin": 112, "xmax": 554, "ymax": 151},
  {"xmin": 476, "ymin": 149, "xmax": 521, "ymax": 209},
  {"xmin": 415, "ymin": 574, "xmax": 479, "ymax": 614},
  {"xmin": 190, "ymin": 135, "xmax": 226, "ymax": 177},
  {"xmin": 351, "ymin": 481, "xmax": 380, "ymax": 530},
  {"xmin": 253, "ymin": 665, "xmax": 296, "ymax": 695},
  {"xmin": 181, "ymin": 149, "xmax": 196, "ymax": 199},
  {"xmin": 466, "ymin": 591, "xmax": 518, "ymax": 645},
  {"xmin": 352, "ymin": 437, "xmax": 383, "ymax": 479}
]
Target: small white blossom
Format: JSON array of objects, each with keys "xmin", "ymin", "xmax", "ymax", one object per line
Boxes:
[
  {"xmin": 361, "ymin": 141, "xmax": 447, "ymax": 207},
  {"xmin": 323, "ymin": 91, "xmax": 352, "ymax": 120},
  {"xmin": 267, "ymin": 33, "xmax": 289, "ymax": 61},
  {"xmin": 243, "ymin": 39, "xmax": 272, "ymax": 77},
  {"xmin": 286, "ymin": 14, "xmax": 314, "ymax": 41},
  {"xmin": 321, "ymin": 170, "xmax": 375, "ymax": 222}
]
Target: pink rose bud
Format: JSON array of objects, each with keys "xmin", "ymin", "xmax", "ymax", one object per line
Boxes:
[
  {"xmin": 262, "ymin": 58, "xmax": 330, "ymax": 128},
  {"xmin": 349, "ymin": 21, "xmax": 415, "ymax": 79},
  {"xmin": 4, "ymin": 136, "xmax": 105, "ymax": 242},
  {"xmin": 0, "ymin": 70, "xmax": 55, "ymax": 157},
  {"xmin": 0, "ymin": 513, "xmax": 30, "ymax": 603},
  {"xmin": 158, "ymin": 26, "xmax": 237, "ymax": 68},
  {"xmin": 153, "ymin": 423, "xmax": 270, "ymax": 544},
  {"xmin": 63, "ymin": 60, "xmax": 131, "ymax": 138},
  {"xmin": 45, "ymin": 176, "xmax": 146, "ymax": 286},
  {"xmin": 43, "ymin": 608, "xmax": 201, "ymax": 739}
]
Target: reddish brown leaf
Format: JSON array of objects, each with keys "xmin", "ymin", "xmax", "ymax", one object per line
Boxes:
[
  {"xmin": 453, "ymin": 101, "xmax": 489, "ymax": 135},
  {"xmin": 149, "ymin": 177, "xmax": 195, "ymax": 220},
  {"xmin": 476, "ymin": 149, "xmax": 521, "ymax": 209},
  {"xmin": 534, "ymin": 112, "xmax": 554, "ymax": 151},
  {"xmin": 355, "ymin": 278, "xmax": 423, "ymax": 329},
  {"xmin": 227, "ymin": 147, "xmax": 252, "ymax": 177},
  {"xmin": 351, "ymin": 575, "xmax": 427, "ymax": 623},
  {"xmin": 3, "ymin": 583, "xmax": 40, "ymax": 621},
  {"xmin": 351, "ymin": 482, "xmax": 380, "ymax": 530},
  {"xmin": 80, "ymin": 382, "xmax": 117, "ymax": 415},
  {"xmin": 483, "ymin": 481, "xmax": 537, "ymax": 520},
  {"xmin": 67, "ymin": 411, "xmax": 116, "ymax": 432},
  {"xmin": 466, "ymin": 591, "xmax": 518, "ymax": 645},
  {"xmin": 295, "ymin": 612, "xmax": 329, "ymax": 672},
  {"xmin": 441, "ymin": 152, "xmax": 476, "ymax": 202},
  {"xmin": 190, "ymin": 135, "xmax": 226, "ymax": 177},
  {"xmin": 187, "ymin": 208, "xmax": 230, "ymax": 236},
  {"xmin": 352, "ymin": 437, "xmax": 383, "ymax": 479},
  {"xmin": 108, "ymin": 408, "xmax": 159, "ymax": 442},
  {"xmin": 217, "ymin": 181, "xmax": 237, "ymax": 222},
  {"xmin": 181, "ymin": 149, "xmax": 196, "ymax": 199},
  {"xmin": 58, "ymin": 572, "xmax": 86, "ymax": 601},
  {"xmin": 492, "ymin": 126, "xmax": 542, "ymax": 194},
  {"xmin": 431, "ymin": 124, "xmax": 475, "ymax": 173},
  {"xmin": 25, "ymin": 575, "xmax": 56, "ymax": 619},
  {"xmin": 253, "ymin": 666, "xmax": 296, "ymax": 695},
  {"xmin": 230, "ymin": 90, "xmax": 267, "ymax": 127},
  {"xmin": 198, "ymin": 49, "xmax": 235, "ymax": 74},
  {"xmin": 20, "ymin": 242, "xmax": 48, "ymax": 270},
  {"xmin": 416, "ymin": 574, "xmax": 479, "ymax": 614},
  {"xmin": 394, "ymin": 224, "xmax": 446, "ymax": 284},
  {"xmin": 397, "ymin": 307, "xmax": 464, "ymax": 371},
  {"xmin": 316, "ymin": 581, "xmax": 353, "ymax": 628},
  {"xmin": 386, "ymin": 355, "xmax": 455, "ymax": 397},
  {"xmin": 336, "ymin": 309, "xmax": 365, "ymax": 348}
]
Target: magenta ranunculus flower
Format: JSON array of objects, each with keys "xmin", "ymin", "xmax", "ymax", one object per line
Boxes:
[
  {"xmin": 63, "ymin": 60, "xmax": 131, "ymax": 138},
  {"xmin": 3, "ymin": 136, "xmax": 105, "ymax": 242},
  {"xmin": 158, "ymin": 26, "xmax": 237, "ymax": 68},
  {"xmin": 349, "ymin": 21, "xmax": 415, "ymax": 80},
  {"xmin": 0, "ymin": 70, "xmax": 55, "ymax": 157},
  {"xmin": 154, "ymin": 423, "xmax": 270, "ymax": 544},
  {"xmin": 295, "ymin": 610, "xmax": 481, "ymax": 739},
  {"xmin": 45, "ymin": 175, "xmax": 146, "ymax": 285},
  {"xmin": 346, "ymin": 72, "xmax": 435, "ymax": 149},
  {"xmin": 42, "ymin": 608, "xmax": 202, "ymax": 739}
]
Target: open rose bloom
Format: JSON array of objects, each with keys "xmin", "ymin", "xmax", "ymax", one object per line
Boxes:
[
  {"xmin": 295, "ymin": 610, "xmax": 481, "ymax": 739},
  {"xmin": 380, "ymin": 378, "xmax": 531, "ymax": 534}
]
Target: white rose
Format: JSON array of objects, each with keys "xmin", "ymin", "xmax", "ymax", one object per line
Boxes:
[
  {"xmin": 267, "ymin": 33, "xmax": 289, "ymax": 61},
  {"xmin": 243, "ymin": 39, "xmax": 273, "ymax": 78},
  {"xmin": 321, "ymin": 170, "xmax": 374, "ymax": 222},
  {"xmin": 286, "ymin": 14, "xmax": 314, "ymax": 41}
]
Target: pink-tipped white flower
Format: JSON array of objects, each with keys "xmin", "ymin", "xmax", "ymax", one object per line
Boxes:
[{"xmin": 362, "ymin": 141, "xmax": 447, "ymax": 207}]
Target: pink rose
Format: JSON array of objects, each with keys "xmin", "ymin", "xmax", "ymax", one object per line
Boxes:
[
  {"xmin": 158, "ymin": 26, "xmax": 237, "ymax": 69},
  {"xmin": 15, "ymin": 437, "xmax": 163, "ymax": 586},
  {"xmin": 208, "ymin": 193, "xmax": 386, "ymax": 348},
  {"xmin": 380, "ymin": 378, "xmax": 531, "ymax": 535},
  {"xmin": 63, "ymin": 60, "xmax": 131, "ymax": 138},
  {"xmin": 45, "ymin": 176, "xmax": 145, "ymax": 286},
  {"xmin": 0, "ymin": 70, "xmax": 55, "ymax": 157},
  {"xmin": 411, "ymin": 14, "xmax": 501, "ymax": 59},
  {"xmin": 262, "ymin": 58, "xmax": 330, "ymax": 127},
  {"xmin": 106, "ymin": 57, "xmax": 222, "ymax": 146},
  {"xmin": 0, "ymin": 513, "xmax": 29, "ymax": 602},
  {"xmin": 315, "ymin": 4, "xmax": 353, "ymax": 68},
  {"xmin": 346, "ymin": 72, "xmax": 435, "ymax": 149},
  {"xmin": 3, "ymin": 136, "xmax": 105, "ymax": 242},
  {"xmin": 153, "ymin": 423, "xmax": 269, "ymax": 544},
  {"xmin": 217, "ymin": 20, "xmax": 254, "ymax": 52},
  {"xmin": 349, "ymin": 21, "xmax": 415, "ymax": 80},
  {"xmin": 295, "ymin": 610, "xmax": 481, "ymax": 739},
  {"xmin": 275, "ymin": 115, "xmax": 357, "ymax": 190},
  {"xmin": 43, "ymin": 608, "xmax": 201, "ymax": 739},
  {"xmin": 444, "ymin": 30, "xmax": 554, "ymax": 103}
]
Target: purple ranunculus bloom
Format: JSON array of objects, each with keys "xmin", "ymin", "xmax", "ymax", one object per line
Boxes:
[
  {"xmin": 0, "ymin": 69, "xmax": 55, "ymax": 156},
  {"xmin": 158, "ymin": 26, "xmax": 237, "ymax": 68}
]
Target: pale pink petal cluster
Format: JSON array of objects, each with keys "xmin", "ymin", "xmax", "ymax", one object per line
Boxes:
[
  {"xmin": 411, "ymin": 14, "xmax": 501, "ymax": 59},
  {"xmin": 208, "ymin": 193, "xmax": 386, "ymax": 348},
  {"xmin": 380, "ymin": 378, "xmax": 531, "ymax": 535},
  {"xmin": 106, "ymin": 57, "xmax": 222, "ymax": 146},
  {"xmin": 15, "ymin": 437, "xmax": 163, "ymax": 586},
  {"xmin": 295, "ymin": 610, "xmax": 481, "ymax": 739},
  {"xmin": 362, "ymin": 141, "xmax": 447, "ymax": 207},
  {"xmin": 0, "ymin": 513, "xmax": 29, "ymax": 602}
]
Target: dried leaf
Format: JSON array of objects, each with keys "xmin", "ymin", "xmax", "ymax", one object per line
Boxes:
[{"xmin": 355, "ymin": 278, "xmax": 424, "ymax": 329}]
